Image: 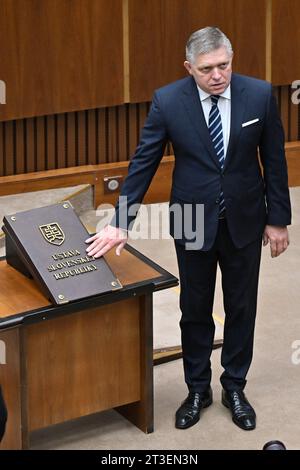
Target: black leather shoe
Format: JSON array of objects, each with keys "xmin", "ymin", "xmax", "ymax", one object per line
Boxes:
[
  {"xmin": 175, "ymin": 387, "xmax": 213, "ymax": 429},
  {"xmin": 222, "ymin": 389, "xmax": 256, "ymax": 430}
]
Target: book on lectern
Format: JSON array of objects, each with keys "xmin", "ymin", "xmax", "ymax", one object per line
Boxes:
[{"xmin": 2, "ymin": 201, "xmax": 122, "ymax": 305}]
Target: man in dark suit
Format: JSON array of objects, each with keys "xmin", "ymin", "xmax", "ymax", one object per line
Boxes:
[{"xmin": 86, "ymin": 27, "xmax": 291, "ymax": 430}]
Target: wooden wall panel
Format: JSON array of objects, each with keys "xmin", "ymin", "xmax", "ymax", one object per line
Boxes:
[
  {"xmin": 128, "ymin": 0, "xmax": 266, "ymax": 102},
  {"xmin": 0, "ymin": 0, "xmax": 124, "ymax": 121},
  {"xmin": 272, "ymin": 0, "xmax": 300, "ymax": 85}
]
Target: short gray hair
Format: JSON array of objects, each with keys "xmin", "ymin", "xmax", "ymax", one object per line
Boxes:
[{"xmin": 186, "ymin": 27, "xmax": 233, "ymax": 63}]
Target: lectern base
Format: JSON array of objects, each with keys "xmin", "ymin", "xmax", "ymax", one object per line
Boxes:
[{"xmin": 0, "ymin": 245, "xmax": 177, "ymax": 449}]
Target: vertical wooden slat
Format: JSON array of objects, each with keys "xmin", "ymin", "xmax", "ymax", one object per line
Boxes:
[
  {"xmin": 273, "ymin": 86, "xmax": 279, "ymax": 106},
  {"xmin": 46, "ymin": 115, "xmax": 56, "ymax": 170},
  {"xmin": 56, "ymin": 114, "xmax": 66, "ymax": 168},
  {"xmin": 289, "ymin": 88, "xmax": 299, "ymax": 142},
  {"xmin": 5, "ymin": 121, "xmax": 15, "ymax": 176},
  {"xmin": 0, "ymin": 122, "xmax": 4, "ymax": 176},
  {"xmin": 67, "ymin": 112, "xmax": 76, "ymax": 168},
  {"xmin": 33, "ymin": 118, "xmax": 38, "ymax": 171},
  {"xmin": 25, "ymin": 118, "xmax": 35, "ymax": 173},
  {"xmin": 138, "ymin": 103, "xmax": 148, "ymax": 142},
  {"xmin": 87, "ymin": 109, "xmax": 96, "ymax": 164},
  {"xmin": 36, "ymin": 116, "xmax": 46, "ymax": 171},
  {"xmin": 108, "ymin": 107, "xmax": 117, "ymax": 163},
  {"xmin": 298, "ymin": 104, "xmax": 300, "ymax": 142},
  {"xmin": 97, "ymin": 108, "xmax": 107, "ymax": 164},
  {"xmin": 95, "ymin": 108, "xmax": 99, "ymax": 164},
  {"xmin": 15, "ymin": 120, "xmax": 25, "ymax": 174},
  {"xmin": 77, "ymin": 111, "xmax": 86, "ymax": 166},
  {"xmin": 118, "ymin": 104, "xmax": 127, "ymax": 161},
  {"xmin": 128, "ymin": 103, "xmax": 138, "ymax": 159},
  {"xmin": 280, "ymin": 86, "xmax": 289, "ymax": 140}
]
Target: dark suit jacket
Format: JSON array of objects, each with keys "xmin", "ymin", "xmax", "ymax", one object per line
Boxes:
[{"xmin": 114, "ymin": 73, "xmax": 291, "ymax": 250}]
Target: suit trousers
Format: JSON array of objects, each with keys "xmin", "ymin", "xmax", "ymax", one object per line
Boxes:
[{"xmin": 175, "ymin": 218, "xmax": 262, "ymax": 393}]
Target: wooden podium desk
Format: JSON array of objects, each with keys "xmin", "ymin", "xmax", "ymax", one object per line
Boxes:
[{"xmin": 0, "ymin": 244, "xmax": 178, "ymax": 449}]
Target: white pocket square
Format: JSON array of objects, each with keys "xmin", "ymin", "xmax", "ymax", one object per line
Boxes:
[{"xmin": 242, "ymin": 118, "xmax": 259, "ymax": 127}]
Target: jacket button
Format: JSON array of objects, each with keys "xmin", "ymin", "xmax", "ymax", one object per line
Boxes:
[{"xmin": 215, "ymin": 198, "xmax": 220, "ymax": 204}]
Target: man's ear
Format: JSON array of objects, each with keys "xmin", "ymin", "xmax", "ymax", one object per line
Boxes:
[{"xmin": 184, "ymin": 61, "xmax": 193, "ymax": 75}]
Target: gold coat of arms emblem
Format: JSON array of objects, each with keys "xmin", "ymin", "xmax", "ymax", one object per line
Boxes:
[{"xmin": 39, "ymin": 223, "xmax": 65, "ymax": 246}]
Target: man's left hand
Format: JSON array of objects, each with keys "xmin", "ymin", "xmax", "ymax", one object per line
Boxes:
[{"xmin": 263, "ymin": 225, "xmax": 290, "ymax": 258}]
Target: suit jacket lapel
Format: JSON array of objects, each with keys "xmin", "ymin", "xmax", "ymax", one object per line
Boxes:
[
  {"xmin": 181, "ymin": 77, "xmax": 221, "ymax": 169},
  {"xmin": 181, "ymin": 75, "xmax": 248, "ymax": 171},
  {"xmin": 224, "ymin": 74, "xmax": 247, "ymax": 170}
]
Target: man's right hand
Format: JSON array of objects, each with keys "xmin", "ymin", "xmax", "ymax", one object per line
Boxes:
[{"xmin": 85, "ymin": 225, "xmax": 128, "ymax": 258}]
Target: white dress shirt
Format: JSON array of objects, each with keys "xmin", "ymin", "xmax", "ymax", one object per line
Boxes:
[{"xmin": 197, "ymin": 84, "xmax": 231, "ymax": 157}]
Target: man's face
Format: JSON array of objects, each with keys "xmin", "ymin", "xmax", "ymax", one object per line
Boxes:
[{"xmin": 184, "ymin": 46, "xmax": 233, "ymax": 95}]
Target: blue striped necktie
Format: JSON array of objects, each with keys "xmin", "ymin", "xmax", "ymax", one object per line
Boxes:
[{"xmin": 208, "ymin": 95, "xmax": 225, "ymax": 216}]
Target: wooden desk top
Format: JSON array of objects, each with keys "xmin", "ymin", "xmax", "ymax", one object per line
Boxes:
[{"xmin": 0, "ymin": 245, "xmax": 177, "ymax": 321}]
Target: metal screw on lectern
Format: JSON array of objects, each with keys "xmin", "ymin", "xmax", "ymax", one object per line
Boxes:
[
  {"xmin": 63, "ymin": 203, "xmax": 69, "ymax": 209},
  {"xmin": 58, "ymin": 294, "xmax": 65, "ymax": 300},
  {"xmin": 111, "ymin": 281, "xmax": 119, "ymax": 287},
  {"xmin": 10, "ymin": 216, "xmax": 16, "ymax": 221}
]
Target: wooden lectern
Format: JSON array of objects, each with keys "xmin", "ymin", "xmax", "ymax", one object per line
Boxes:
[{"xmin": 0, "ymin": 245, "xmax": 177, "ymax": 449}]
